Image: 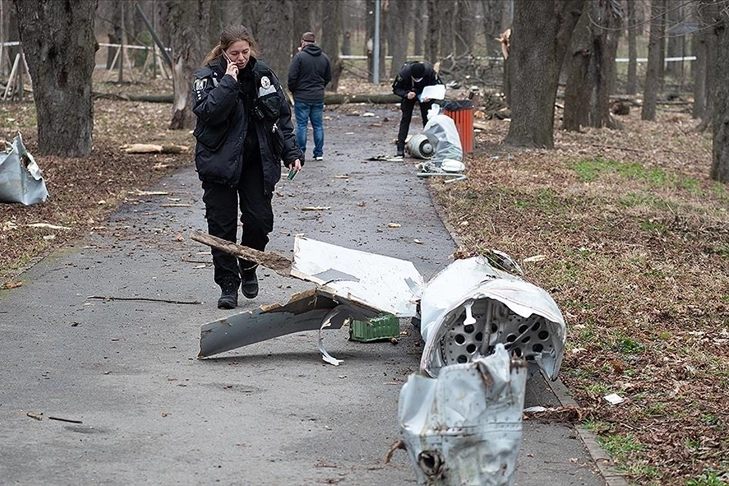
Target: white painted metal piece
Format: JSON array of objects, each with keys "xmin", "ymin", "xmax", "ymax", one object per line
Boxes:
[
  {"xmin": 419, "ymin": 256, "xmax": 566, "ymax": 380},
  {"xmin": 291, "ymin": 236, "xmax": 423, "ymax": 318}
]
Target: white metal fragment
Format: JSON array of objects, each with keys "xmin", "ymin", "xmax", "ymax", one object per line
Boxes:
[
  {"xmin": 603, "ymin": 393, "xmax": 625, "ymax": 405},
  {"xmin": 398, "ymin": 344, "xmax": 527, "ymax": 486},
  {"xmin": 291, "ymin": 236, "xmax": 423, "ymax": 318},
  {"xmin": 0, "ymin": 133, "xmax": 48, "ymax": 205},
  {"xmin": 418, "ymin": 256, "xmax": 566, "ymax": 380},
  {"xmin": 318, "ymin": 308, "xmax": 344, "ymax": 366}
]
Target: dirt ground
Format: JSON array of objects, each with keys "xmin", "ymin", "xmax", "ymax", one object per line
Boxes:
[{"xmin": 1, "ymin": 72, "xmax": 728, "ymax": 485}]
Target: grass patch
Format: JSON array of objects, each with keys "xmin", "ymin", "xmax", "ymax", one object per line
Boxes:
[
  {"xmin": 686, "ymin": 470, "xmax": 729, "ymax": 486},
  {"xmin": 571, "ymin": 156, "xmax": 706, "ymax": 195},
  {"xmin": 599, "ymin": 432, "xmax": 644, "ymax": 457}
]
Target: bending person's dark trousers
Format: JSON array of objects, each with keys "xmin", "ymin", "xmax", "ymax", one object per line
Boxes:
[
  {"xmin": 397, "ymin": 97, "xmax": 434, "ymax": 148},
  {"xmin": 202, "ymin": 152, "xmax": 273, "ymax": 287}
]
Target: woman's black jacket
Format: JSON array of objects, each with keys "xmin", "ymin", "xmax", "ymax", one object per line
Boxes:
[{"xmin": 192, "ymin": 56, "xmax": 302, "ymax": 194}]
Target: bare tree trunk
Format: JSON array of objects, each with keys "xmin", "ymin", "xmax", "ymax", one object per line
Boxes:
[
  {"xmin": 711, "ymin": 1, "xmax": 729, "ymax": 182},
  {"xmin": 626, "ymin": 0, "xmax": 638, "ymax": 94},
  {"xmin": 378, "ymin": 0, "xmax": 387, "ymax": 78},
  {"xmin": 563, "ymin": 4, "xmax": 591, "ymax": 131},
  {"xmin": 439, "ymin": 0, "xmax": 457, "ymax": 58},
  {"xmin": 588, "ymin": 0, "xmax": 622, "ymax": 128},
  {"xmin": 504, "ymin": 0, "xmax": 585, "ymax": 148},
  {"xmin": 162, "ymin": 0, "xmax": 212, "ymax": 130},
  {"xmin": 413, "ymin": 0, "xmax": 425, "ymax": 56},
  {"xmin": 455, "ymin": 0, "xmax": 476, "ymax": 57},
  {"xmin": 641, "ymin": 0, "xmax": 665, "ymax": 121},
  {"xmin": 12, "ymin": 0, "xmax": 98, "ymax": 157},
  {"xmin": 256, "ymin": 0, "xmax": 292, "ymax": 82},
  {"xmin": 692, "ymin": 12, "xmax": 707, "ymax": 120},
  {"xmin": 292, "ymin": 0, "xmax": 314, "ymax": 55},
  {"xmin": 481, "ymin": 0, "xmax": 505, "ymax": 58},
  {"xmin": 664, "ymin": 0, "xmax": 682, "ymax": 80},
  {"xmin": 426, "ymin": 0, "xmax": 439, "ymax": 62},
  {"xmin": 98, "ymin": 0, "xmax": 122, "ymax": 69},
  {"xmin": 562, "ymin": 0, "xmax": 622, "ymax": 129},
  {"xmin": 321, "ymin": 0, "xmax": 343, "ymax": 91},
  {"xmin": 387, "ymin": 0, "xmax": 409, "ymax": 79},
  {"xmin": 366, "ymin": 0, "xmax": 378, "ymax": 82},
  {"xmin": 701, "ymin": 22, "xmax": 717, "ymax": 130},
  {"xmin": 694, "ymin": 0, "xmax": 717, "ymax": 125}
]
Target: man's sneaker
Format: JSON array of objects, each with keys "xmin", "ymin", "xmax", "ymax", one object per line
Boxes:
[
  {"xmin": 396, "ymin": 150, "xmax": 404, "ymax": 157},
  {"xmin": 241, "ymin": 266, "xmax": 259, "ymax": 299},
  {"xmin": 314, "ymin": 156, "xmax": 324, "ymax": 161},
  {"xmin": 217, "ymin": 280, "xmax": 239, "ymax": 309}
]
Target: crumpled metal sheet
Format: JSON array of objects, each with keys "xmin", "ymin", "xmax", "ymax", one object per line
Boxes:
[
  {"xmin": 198, "ymin": 287, "xmax": 378, "ymax": 359},
  {"xmin": 0, "ymin": 133, "xmax": 48, "ymax": 205},
  {"xmin": 419, "ymin": 256, "xmax": 566, "ymax": 380},
  {"xmin": 399, "ymin": 344, "xmax": 527, "ymax": 486}
]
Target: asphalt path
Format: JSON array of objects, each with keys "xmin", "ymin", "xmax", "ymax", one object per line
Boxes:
[{"xmin": 0, "ymin": 104, "xmax": 615, "ymax": 485}]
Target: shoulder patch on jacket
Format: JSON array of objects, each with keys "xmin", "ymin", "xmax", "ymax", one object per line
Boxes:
[{"xmin": 193, "ymin": 78, "xmax": 208, "ymax": 92}]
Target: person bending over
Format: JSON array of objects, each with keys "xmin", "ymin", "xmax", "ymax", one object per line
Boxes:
[{"xmin": 391, "ymin": 61, "xmax": 442, "ymax": 157}]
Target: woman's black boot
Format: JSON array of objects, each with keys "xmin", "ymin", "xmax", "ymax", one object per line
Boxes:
[{"xmin": 217, "ymin": 278, "xmax": 239, "ymax": 309}]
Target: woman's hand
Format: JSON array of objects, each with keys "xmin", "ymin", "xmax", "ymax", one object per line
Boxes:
[
  {"xmin": 225, "ymin": 60, "xmax": 238, "ymax": 78},
  {"xmin": 290, "ymin": 159, "xmax": 302, "ymax": 173}
]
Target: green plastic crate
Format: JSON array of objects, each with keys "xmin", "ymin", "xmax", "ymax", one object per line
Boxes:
[{"xmin": 349, "ymin": 313, "xmax": 400, "ymax": 342}]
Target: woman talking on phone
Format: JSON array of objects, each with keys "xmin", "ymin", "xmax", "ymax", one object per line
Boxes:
[{"xmin": 192, "ymin": 25, "xmax": 303, "ymax": 309}]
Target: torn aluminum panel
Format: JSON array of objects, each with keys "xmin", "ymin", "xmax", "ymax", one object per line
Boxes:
[
  {"xmin": 290, "ymin": 236, "xmax": 423, "ymax": 318},
  {"xmin": 198, "ymin": 288, "xmax": 378, "ymax": 359},
  {"xmin": 0, "ymin": 133, "xmax": 49, "ymax": 205},
  {"xmin": 398, "ymin": 344, "xmax": 527, "ymax": 486},
  {"xmin": 418, "ymin": 256, "xmax": 565, "ymax": 380}
]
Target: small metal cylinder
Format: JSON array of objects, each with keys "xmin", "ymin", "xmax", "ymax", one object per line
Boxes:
[{"xmin": 406, "ymin": 133, "xmax": 434, "ymax": 159}]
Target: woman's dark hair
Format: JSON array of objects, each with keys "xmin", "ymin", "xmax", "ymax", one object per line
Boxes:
[{"xmin": 202, "ymin": 25, "xmax": 257, "ymax": 65}]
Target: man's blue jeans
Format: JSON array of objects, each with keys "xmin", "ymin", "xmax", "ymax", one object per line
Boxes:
[{"xmin": 294, "ymin": 100, "xmax": 324, "ymax": 159}]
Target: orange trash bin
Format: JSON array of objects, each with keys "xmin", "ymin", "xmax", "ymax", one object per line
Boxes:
[{"xmin": 442, "ymin": 100, "xmax": 474, "ymax": 154}]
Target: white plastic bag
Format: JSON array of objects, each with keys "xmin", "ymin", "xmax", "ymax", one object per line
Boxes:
[
  {"xmin": 0, "ymin": 133, "xmax": 49, "ymax": 205},
  {"xmin": 422, "ymin": 105, "xmax": 463, "ymax": 165}
]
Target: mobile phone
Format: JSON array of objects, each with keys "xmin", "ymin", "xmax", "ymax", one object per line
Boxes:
[
  {"xmin": 223, "ymin": 52, "xmax": 233, "ymax": 64},
  {"xmin": 287, "ymin": 168, "xmax": 297, "ymax": 180}
]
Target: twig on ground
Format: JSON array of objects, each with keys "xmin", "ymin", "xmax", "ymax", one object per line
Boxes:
[
  {"xmin": 48, "ymin": 416, "xmax": 83, "ymax": 424},
  {"xmin": 87, "ymin": 296, "xmax": 201, "ymax": 305}
]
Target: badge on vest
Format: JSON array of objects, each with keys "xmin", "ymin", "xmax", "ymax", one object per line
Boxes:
[{"xmin": 258, "ymin": 75, "xmax": 276, "ymax": 97}]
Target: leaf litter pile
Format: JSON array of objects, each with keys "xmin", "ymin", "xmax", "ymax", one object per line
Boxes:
[
  {"xmin": 431, "ymin": 109, "xmax": 728, "ymax": 485},
  {"xmin": 1, "ymin": 76, "xmax": 728, "ymax": 485}
]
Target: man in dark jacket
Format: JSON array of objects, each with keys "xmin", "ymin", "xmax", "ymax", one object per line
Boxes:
[
  {"xmin": 287, "ymin": 32, "xmax": 332, "ymax": 161},
  {"xmin": 392, "ymin": 61, "xmax": 442, "ymax": 157}
]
